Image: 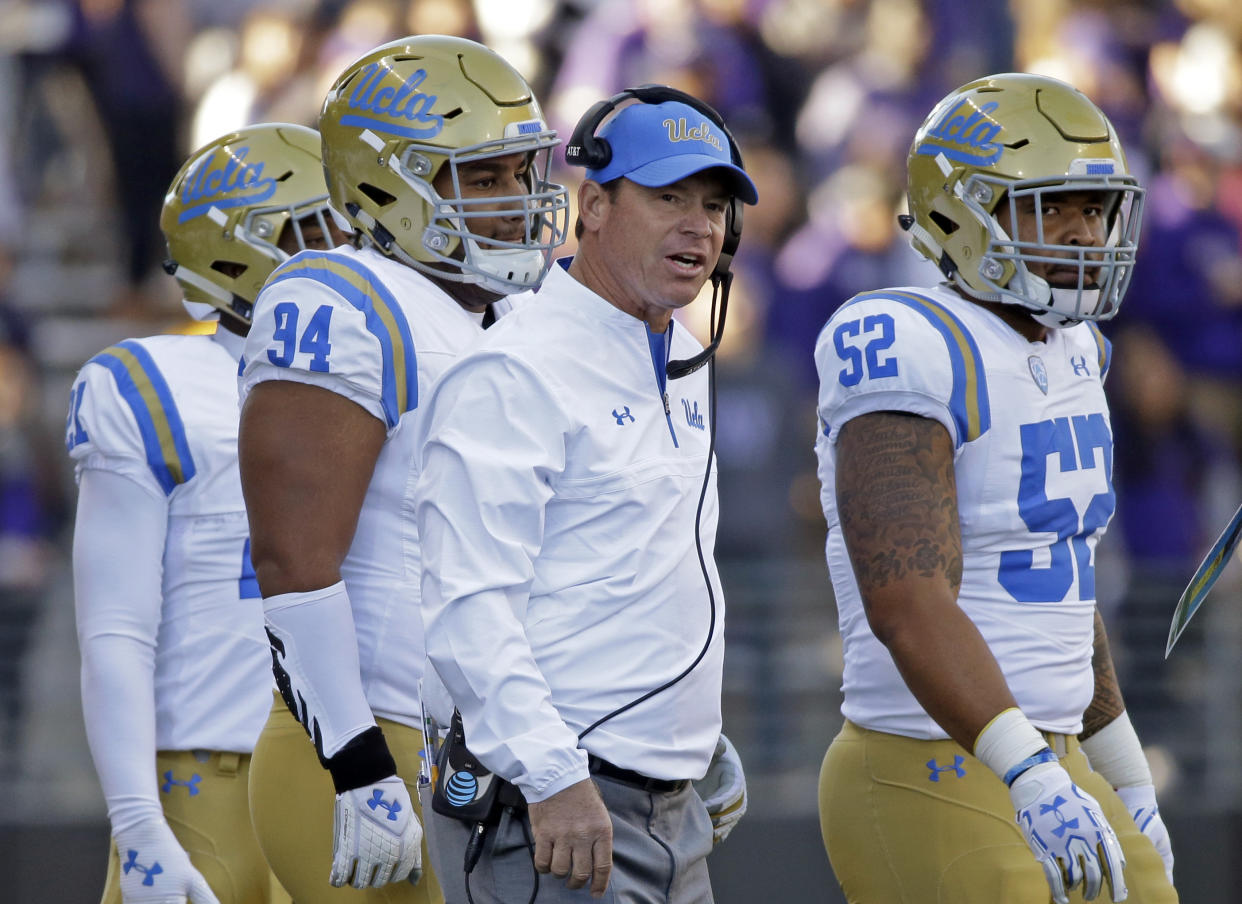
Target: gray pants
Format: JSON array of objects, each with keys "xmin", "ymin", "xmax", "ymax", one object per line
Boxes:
[{"xmin": 422, "ymin": 776, "xmax": 715, "ymax": 904}]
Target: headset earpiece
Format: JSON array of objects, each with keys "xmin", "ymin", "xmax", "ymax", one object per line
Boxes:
[
  {"xmin": 714, "ymin": 198, "xmax": 742, "ymax": 283},
  {"xmin": 564, "ymin": 99, "xmax": 615, "ymax": 170},
  {"xmin": 566, "ymin": 83, "xmax": 745, "ymax": 286}
]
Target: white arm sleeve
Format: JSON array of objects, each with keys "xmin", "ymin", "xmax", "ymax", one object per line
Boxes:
[
  {"xmin": 73, "ymin": 466, "xmax": 169, "ymax": 834},
  {"xmin": 263, "ymin": 582, "xmax": 378, "ymax": 762}
]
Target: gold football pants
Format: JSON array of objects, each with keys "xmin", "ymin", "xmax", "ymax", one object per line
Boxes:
[
  {"xmin": 249, "ymin": 695, "xmax": 443, "ymax": 903},
  {"xmin": 101, "ymin": 749, "xmax": 288, "ymax": 904},
  {"xmin": 819, "ymin": 720, "xmax": 1178, "ymax": 904}
]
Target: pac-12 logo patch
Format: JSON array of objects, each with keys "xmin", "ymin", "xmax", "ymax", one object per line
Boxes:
[{"xmin": 1028, "ymin": 355, "xmax": 1049, "ymax": 395}]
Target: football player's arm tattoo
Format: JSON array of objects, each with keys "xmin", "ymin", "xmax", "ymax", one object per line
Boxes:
[
  {"xmin": 836, "ymin": 411, "xmax": 963, "ymax": 595},
  {"xmin": 835, "ymin": 411, "xmax": 1018, "ymax": 750},
  {"xmin": 1080, "ymin": 609, "xmax": 1126, "ymax": 741}
]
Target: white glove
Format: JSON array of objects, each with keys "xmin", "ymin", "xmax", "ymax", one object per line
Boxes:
[
  {"xmin": 1115, "ymin": 784, "xmax": 1173, "ymax": 885},
  {"xmin": 113, "ymin": 818, "xmax": 220, "ymax": 904},
  {"xmin": 692, "ymin": 734, "xmax": 747, "ymax": 844},
  {"xmin": 1009, "ymin": 761, "xmax": 1128, "ymax": 904},
  {"xmin": 331, "ymin": 775, "xmax": 424, "ymax": 889}
]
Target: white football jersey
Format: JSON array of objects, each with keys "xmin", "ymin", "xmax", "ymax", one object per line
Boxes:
[
  {"xmin": 67, "ymin": 333, "xmax": 271, "ymax": 752},
  {"xmin": 815, "ymin": 284, "xmax": 1115, "ymax": 739},
  {"xmin": 240, "ymin": 244, "xmax": 513, "ymax": 728}
]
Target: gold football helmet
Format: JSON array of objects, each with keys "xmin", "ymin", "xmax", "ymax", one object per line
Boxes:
[
  {"xmin": 904, "ymin": 73, "xmax": 1144, "ymax": 326},
  {"xmin": 161, "ymin": 123, "xmax": 334, "ymax": 326},
  {"xmin": 318, "ymin": 35, "xmax": 569, "ymax": 294}
]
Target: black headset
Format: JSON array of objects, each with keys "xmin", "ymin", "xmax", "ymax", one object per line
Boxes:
[{"xmin": 565, "ymin": 84, "xmax": 745, "ymax": 378}]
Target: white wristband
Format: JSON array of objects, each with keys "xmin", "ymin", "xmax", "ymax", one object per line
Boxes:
[
  {"xmin": 1080, "ymin": 711, "xmax": 1152, "ymax": 789},
  {"xmin": 973, "ymin": 708, "xmax": 1050, "ymax": 784}
]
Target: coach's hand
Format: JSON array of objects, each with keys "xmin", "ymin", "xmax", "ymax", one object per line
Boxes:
[
  {"xmin": 529, "ymin": 778, "xmax": 613, "ymax": 898},
  {"xmin": 331, "ymin": 775, "xmax": 423, "ymax": 888},
  {"xmin": 1115, "ymin": 784, "xmax": 1173, "ymax": 885},
  {"xmin": 693, "ymin": 733, "xmax": 747, "ymax": 844},
  {"xmin": 113, "ymin": 817, "xmax": 220, "ymax": 904},
  {"xmin": 1010, "ymin": 761, "xmax": 1128, "ymax": 903}
]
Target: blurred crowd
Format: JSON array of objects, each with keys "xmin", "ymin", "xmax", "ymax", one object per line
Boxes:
[{"xmin": 1, "ymin": 0, "xmax": 1241, "ymax": 806}]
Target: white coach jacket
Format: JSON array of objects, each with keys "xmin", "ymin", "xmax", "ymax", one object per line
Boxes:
[{"xmin": 415, "ymin": 261, "xmax": 726, "ymax": 803}]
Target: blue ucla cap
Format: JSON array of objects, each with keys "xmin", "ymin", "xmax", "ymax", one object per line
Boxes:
[{"xmin": 587, "ymin": 101, "xmax": 758, "ymax": 205}]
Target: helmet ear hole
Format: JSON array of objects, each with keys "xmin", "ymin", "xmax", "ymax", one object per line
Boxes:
[
  {"xmin": 210, "ymin": 260, "xmax": 247, "ymax": 279},
  {"xmin": 358, "ymin": 183, "xmax": 397, "ymax": 208},
  {"xmin": 929, "ymin": 210, "xmax": 959, "ymax": 236}
]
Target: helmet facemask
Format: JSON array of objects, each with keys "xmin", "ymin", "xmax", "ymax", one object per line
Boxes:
[
  {"xmin": 384, "ymin": 127, "xmax": 569, "ymax": 295},
  {"xmin": 955, "ymin": 169, "xmax": 1144, "ymax": 326},
  {"xmin": 236, "ymin": 195, "xmax": 337, "ymax": 261}
]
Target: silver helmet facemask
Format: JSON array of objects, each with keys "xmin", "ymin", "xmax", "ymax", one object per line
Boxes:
[
  {"xmin": 959, "ymin": 165, "xmax": 1144, "ymax": 327},
  {"xmin": 354, "ymin": 123, "xmax": 570, "ymax": 295}
]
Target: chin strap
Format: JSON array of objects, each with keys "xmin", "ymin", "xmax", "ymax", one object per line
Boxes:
[
  {"xmin": 163, "ymin": 259, "xmax": 233, "ymax": 307},
  {"xmin": 459, "ymin": 238, "xmax": 549, "ymax": 295}
]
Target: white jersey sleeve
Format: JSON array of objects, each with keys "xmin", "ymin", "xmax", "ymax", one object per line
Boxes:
[
  {"xmin": 240, "ymin": 249, "xmax": 420, "ymax": 431},
  {"xmin": 66, "ymin": 340, "xmax": 198, "ymax": 497},
  {"xmin": 814, "ymin": 289, "xmax": 992, "ymax": 451}
]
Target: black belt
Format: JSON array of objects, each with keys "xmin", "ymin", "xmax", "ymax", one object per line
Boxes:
[{"xmin": 587, "ymin": 755, "xmax": 688, "ymax": 793}]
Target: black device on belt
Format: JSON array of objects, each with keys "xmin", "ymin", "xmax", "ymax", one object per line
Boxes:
[
  {"xmin": 432, "ymin": 710, "xmax": 537, "ymax": 904},
  {"xmin": 431, "ymin": 709, "xmax": 524, "ymax": 825},
  {"xmin": 586, "ymin": 755, "xmax": 688, "ymax": 793}
]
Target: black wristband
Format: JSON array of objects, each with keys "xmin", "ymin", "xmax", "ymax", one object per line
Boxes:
[{"xmin": 325, "ymin": 725, "xmax": 398, "ymax": 794}]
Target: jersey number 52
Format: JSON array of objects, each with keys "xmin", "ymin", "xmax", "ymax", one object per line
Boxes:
[
  {"xmin": 1001, "ymin": 413, "xmax": 1114, "ymax": 603},
  {"xmin": 834, "ymin": 314, "xmax": 898, "ymax": 386}
]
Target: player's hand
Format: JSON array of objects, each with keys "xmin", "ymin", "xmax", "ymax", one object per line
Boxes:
[
  {"xmin": 1009, "ymin": 762, "xmax": 1127, "ymax": 903},
  {"xmin": 528, "ymin": 778, "xmax": 613, "ymax": 898},
  {"xmin": 1115, "ymin": 784, "xmax": 1173, "ymax": 885},
  {"xmin": 331, "ymin": 775, "xmax": 423, "ymax": 889},
  {"xmin": 693, "ymin": 734, "xmax": 747, "ymax": 844},
  {"xmin": 113, "ymin": 818, "xmax": 220, "ymax": 904}
]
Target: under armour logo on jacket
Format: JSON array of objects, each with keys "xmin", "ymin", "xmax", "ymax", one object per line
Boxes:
[
  {"xmin": 926, "ymin": 756, "xmax": 966, "ymax": 782},
  {"xmin": 161, "ymin": 771, "xmax": 202, "ymax": 796},
  {"xmin": 367, "ymin": 789, "xmax": 402, "ymax": 820},
  {"xmin": 613, "ymin": 406, "xmax": 635, "ymax": 425},
  {"xmin": 122, "ymin": 850, "xmax": 164, "ymax": 886}
]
